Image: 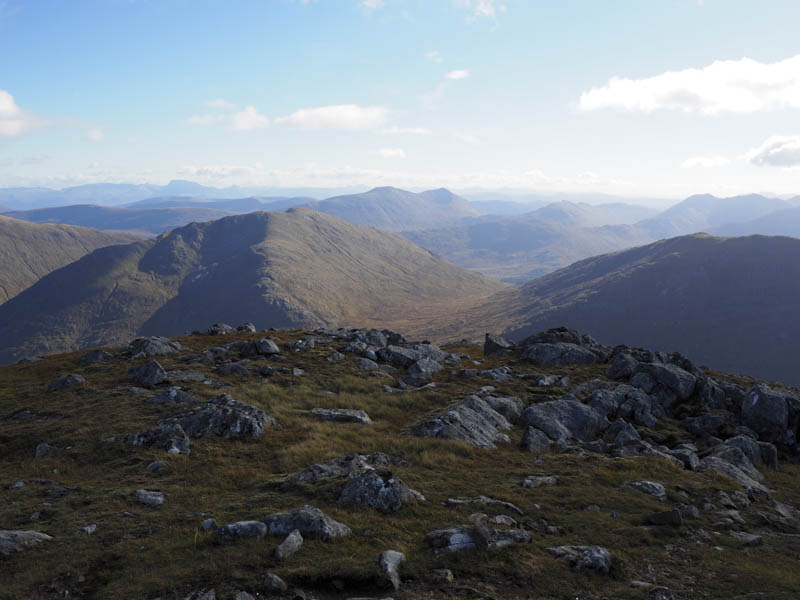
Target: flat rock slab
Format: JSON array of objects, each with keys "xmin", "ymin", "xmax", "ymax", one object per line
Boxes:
[
  {"xmin": 262, "ymin": 505, "xmax": 351, "ymax": 541},
  {"xmin": 546, "ymin": 545, "xmax": 613, "ymax": 574},
  {"xmin": 133, "ymin": 489, "xmax": 165, "ymax": 507},
  {"xmin": 0, "ymin": 530, "xmax": 53, "ymax": 555},
  {"xmin": 47, "ymin": 374, "xmax": 85, "ymax": 392},
  {"xmin": 409, "ymin": 395, "xmax": 512, "ymax": 449},
  {"xmin": 282, "ymin": 452, "xmax": 408, "ymax": 488},
  {"xmin": 425, "ymin": 524, "xmax": 531, "ymax": 553},
  {"xmin": 162, "ymin": 394, "xmax": 276, "ymax": 438},
  {"xmin": 337, "ymin": 470, "xmax": 424, "ymax": 513},
  {"xmin": 311, "ymin": 408, "xmax": 373, "ymax": 425},
  {"xmin": 217, "ymin": 521, "xmax": 267, "ymax": 541},
  {"xmin": 445, "ymin": 495, "xmax": 523, "ymax": 516},
  {"xmin": 622, "ymin": 481, "xmax": 666, "ymax": 501}
]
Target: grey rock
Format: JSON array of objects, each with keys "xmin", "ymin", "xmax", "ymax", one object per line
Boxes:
[
  {"xmin": 200, "ymin": 518, "xmax": 218, "ymax": 531},
  {"xmin": 622, "ymin": 481, "xmax": 666, "ymax": 501},
  {"xmin": 259, "ymin": 365, "xmax": 275, "ymax": 377},
  {"xmin": 327, "ymin": 351, "xmax": 345, "ymax": 363},
  {"xmin": 521, "ymin": 426, "xmax": 552, "ymax": 454},
  {"xmin": 237, "ymin": 322, "xmax": 257, "ymax": 333},
  {"xmin": 235, "ymin": 592, "xmax": 254, "ymax": 600},
  {"xmin": 166, "ymin": 370, "xmax": 207, "ymax": 382},
  {"xmin": 337, "ymin": 470, "xmax": 424, "ymax": 513},
  {"xmin": 282, "ymin": 453, "xmax": 408, "ymax": 488},
  {"xmin": 409, "ymin": 395, "xmax": 512, "ymax": 449},
  {"xmin": 741, "ymin": 384, "xmax": 795, "ymax": 444},
  {"xmin": 522, "ymin": 343, "xmax": 600, "ymax": 366},
  {"xmin": 425, "ymin": 525, "xmax": 531, "ymax": 553},
  {"xmin": 217, "ymin": 361, "xmax": 250, "ymax": 377},
  {"xmin": 545, "ymin": 545, "xmax": 613, "ymax": 573},
  {"xmin": 274, "ymin": 529, "xmax": 303, "ymax": 560},
  {"xmin": 117, "ymin": 423, "xmax": 191, "ymax": 455},
  {"xmin": 482, "ymin": 395, "xmax": 525, "ymax": 424},
  {"xmin": 521, "ymin": 396, "xmax": 608, "ymax": 445},
  {"xmin": 312, "ymin": 408, "xmax": 372, "ymax": 424},
  {"xmin": 730, "ymin": 531, "xmax": 763, "ymax": 547},
  {"xmin": 606, "ymin": 352, "xmax": 639, "ymax": 380},
  {"xmin": 292, "ymin": 367, "xmax": 304, "ymax": 376},
  {"xmin": 698, "ymin": 450, "xmax": 770, "ymax": 499},
  {"xmin": 0, "ymin": 530, "xmax": 53, "ymax": 555},
  {"xmin": 264, "ymin": 573, "xmax": 288, "ymax": 593},
  {"xmin": 9, "ymin": 481, "xmax": 24, "ymax": 490},
  {"xmin": 185, "ymin": 590, "xmax": 216, "ymax": 600},
  {"xmin": 79, "ymin": 349, "xmax": 113, "ymax": 366},
  {"xmin": 522, "ymin": 475, "xmax": 558, "ymax": 488},
  {"xmin": 146, "ymin": 388, "xmax": 198, "ymax": 405},
  {"xmin": 484, "ymin": 333, "xmax": 514, "ymax": 356},
  {"xmin": 128, "ymin": 360, "xmax": 167, "ymax": 388},
  {"xmin": 648, "ymin": 588, "xmax": 674, "ymax": 600},
  {"xmin": 217, "ymin": 520, "xmax": 267, "ymax": 541},
  {"xmin": 377, "ymin": 345, "xmax": 420, "ymax": 367},
  {"xmin": 444, "ymin": 495, "xmax": 523, "ymax": 515},
  {"xmin": 255, "ymin": 337, "xmax": 281, "ymax": 355},
  {"xmin": 378, "ymin": 550, "xmax": 405, "ymax": 590},
  {"xmin": 207, "ymin": 323, "xmax": 234, "ymax": 335},
  {"xmin": 645, "ymin": 509, "xmax": 682, "ymax": 527},
  {"xmin": 725, "ymin": 435, "xmax": 763, "ymax": 466},
  {"xmin": 128, "ymin": 336, "xmax": 183, "ymax": 357},
  {"xmin": 635, "ymin": 363, "xmax": 696, "ymax": 403},
  {"xmin": 262, "ymin": 505, "xmax": 352, "ymax": 540},
  {"xmin": 75, "ymin": 523, "xmax": 97, "ymax": 536},
  {"xmin": 759, "ymin": 441, "xmax": 779, "ymax": 469},
  {"xmin": 34, "ymin": 443, "xmax": 58, "ymax": 458},
  {"xmin": 670, "ymin": 447, "xmax": 700, "ymax": 470},
  {"xmin": 133, "ymin": 489, "xmax": 164, "ymax": 507},
  {"xmin": 164, "ymin": 394, "xmax": 276, "ymax": 438},
  {"xmin": 401, "ymin": 357, "xmax": 443, "ymax": 387},
  {"xmin": 47, "ymin": 373, "xmax": 85, "ymax": 392},
  {"xmin": 354, "ymin": 357, "xmax": 379, "ymax": 371}
]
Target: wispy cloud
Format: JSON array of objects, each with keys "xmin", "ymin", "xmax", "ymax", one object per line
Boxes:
[
  {"xmin": 426, "ymin": 50, "xmax": 442, "ymax": 63},
  {"xmin": 377, "ymin": 147, "xmax": 406, "ymax": 158},
  {"xmin": 456, "ymin": 0, "xmax": 506, "ymax": 22},
  {"xmin": 745, "ymin": 135, "xmax": 800, "ymax": 168},
  {"xmin": 87, "ymin": 128, "xmax": 104, "ymax": 141},
  {"xmin": 445, "ymin": 69, "xmax": 470, "ymax": 80},
  {"xmin": 0, "ymin": 89, "xmax": 42, "ymax": 136},
  {"xmin": 275, "ymin": 104, "xmax": 389, "ymax": 130},
  {"xmin": 379, "ymin": 126, "xmax": 432, "ymax": 135},
  {"xmin": 205, "ymin": 99, "xmax": 235, "ymax": 109},
  {"xmin": 361, "ymin": 0, "xmax": 384, "ymax": 10},
  {"xmin": 231, "ymin": 106, "xmax": 269, "ymax": 131},
  {"xmin": 680, "ymin": 155, "xmax": 730, "ymax": 168},
  {"xmin": 579, "ymin": 54, "xmax": 800, "ymax": 115}
]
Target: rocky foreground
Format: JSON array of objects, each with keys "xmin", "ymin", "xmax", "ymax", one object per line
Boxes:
[{"xmin": 1, "ymin": 325, "xmax": 800, "ymax": 599}]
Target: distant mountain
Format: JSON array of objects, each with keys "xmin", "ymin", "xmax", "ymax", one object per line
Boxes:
[
  {"xmin": 470, "ymin": 233, "xmax": 800, "ymax": 386},
  {"xmin": 524, "ymin": 201, "xmax": 657, "ymax": 228},
  {"xmin": 124, "ymin": 196, "xmax": 314, "ymax": 212},
  {"xmin": 468, "ymin": 199, "xmax": 546, "ymax": 216},
  {"xmin": 304, "ymin": 187, "xmax": 480, "ymax": 231},
  {"xmin": 0, "ymin": 216, "xmax": 139, "ymax": 304},
  {"xmin": 0, "ymin": 208, "xmax": 506, "ymax": 362},
  {"xmin": 636, "ymin": 194, "xmax": 792, "ymax": 238},
  {"xmin": 4, "ymin": 204, "xmax": 237, "ymax": 236},
  {"xmin": 404, "ymin": 211, "xmax": 653, "ymax": 283},
  {"xmin": 711, "ymin": 206, "xmax": 800, "ymax": 238}
]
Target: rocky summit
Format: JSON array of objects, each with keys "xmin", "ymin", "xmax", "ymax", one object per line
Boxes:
[{"xmin": 1, "ymin": 324, "xmax": 800, "ymax": 599}]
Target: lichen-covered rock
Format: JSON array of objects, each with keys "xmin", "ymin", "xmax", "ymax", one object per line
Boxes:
[
  {"xmin": 521, "ymin": 396, "xmax": 608, "ymax": 445},
  {"xmin": 311, "ymin": 408, "xmax": 372, "ymax": 424},
  {"xmin": 378, "ymin": 550, "xmax": 405, "ymax": 590},
  {"xmin": 481, "ymin": 394, "xmax": 525, "ymax": 424},
  {"xmin": 337, "ymin": 470, "xmax": 424, "ymax": 513},
  {"xmin": 133, "ymin": 489, "xmax": 164, "ymax": 507},
  {"xmin": 401, "ymin": 357, "xmax": 443, "ymax": 387},
  {"xmin": 147, "ymin": 388, "xmax": 199, "ymax": 405},
  {"xmin": 521, "ymin": 426, "xmax": 552, "ymax": 454},
  {"xmin": 622, "ymin": 481, "xmax": 666, "ymax": 501},
  {"xmin": 741, "ymin": 384, "xmax": 796, "ymax": 445},
  {"xmin": 274, "ymin": 529, "xmax": 303, "ymax": 560},
  {"xmin": 128, "ymin": 360, "xmax": 167, "ymax": 388},
  {"xmin": 47, "ymin": 373, "xmax": 85, "ymax": 392},
  {"xmin": 409, "ymin": 395, "xmax": 512, "ymax": 449},
  {"xmin": 127, "ymin": 336, "xmax": 183, "ymax": 357},
  {"xmin": 262, "ymin": 505, "xmax": 351, "ymax": 541},
  {"xmin": 546, "ymin": 545, "xmax": 612, "ymax": 574},
  {"xmin": 484, "ymin": 333, "xmax": 514, "ymax": 356},
  {"xmin": 444, "ymin": 495, "xmax": 523, "ymax": 515},
  {"xmin": 0, "ymin": 530, "xmax": 52, "ymax": 555},
  {"xmin": 425, "ymin": 524, "xmax": 531, "ymax": 553},
  {"xmin": 163, "ymin": 394, "xmax": 275, "ymax": 438},
  {"xmin": 282, "ymin": 453, "xmax": 408, "ymax": 488},
  {"xmin": 79, "ymin": 349, "xmax": 113, "ymax": 366},
  {"xmin": 216, "ymin": 520, "xmax": 267, "ymax": 541}
]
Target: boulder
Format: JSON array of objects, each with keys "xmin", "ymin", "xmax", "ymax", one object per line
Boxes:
[
  {"xmin": 444, "ymin": 495, "xmax": 523, "ymax": 516},
  {"xmin": 311, "ymin": 408, "xmax": 372, "ymax": 425},
  {"xmin": 133, "ymin": 489, "xmax": 164, "ymax": 507},
  {"xmin": 274, "ymin": 529, "xmax": 303, "ymax": 560},
  {"xmin": 217, "ymin": 521, "xmax": 267, "ymax": 541},
  {"xmin": 522, "ymin": 343, "xmax": 600, "ymax": 366},
  {"xmin": 127, "ymin": 336, "xmax": 183, "ymax": 357},
  {"xmin": 521, "ymin": 396, "xmax": 608, "ymax": 445},
  {"xmin": 262, "ymin": 505, "xmax": 352, "ymax": 541},
  {"xmin": 337, "ymin": 470, "xmax": 424, "ymax": 513},
  {"xmin": 482, "ymin": 395, "xmax": 525, "ymax": 424},
  {"xmin": 741, "ymin": 384, "xmax": 794, "ymax": 445},
  {"xmin": 200, "ymin": 518, "xmax": 218, "ymax": 531},
  {"xmin": 147, "ymin": 388, "xmax": 198, "ymax": 405},
  {"xmin": 378, "ymin": 550, "xmax": 405, "ymax": 590},
  {"xmin": 546, "ymin": 545, "xmax": 612, "ymax": 574},
  {"xmin": 520, "ymin": 426, "xmax": 552, "ymax": 454},
  {"xmin": 34, "ymin": 443, "xmax": 58, "ymax": 458},
  {"xmin": 165, "ymin": 370, "xmax": 207, "ymax": 383},
  {"xmin": 425, "ymin": 525, "xmax": 531, "ymax": 553},
  {"xmin": 163, "ymin": 394, "xmax": 275, "ymax": 438},
  {"xmin": 587, "ymin": 385, "xmax": 660, "ymax": 428},
  {"xmin": 207, "ymin": 323, "xmax": 234, "ymax": 335},
  {"xmin": 217, "ymin": 361, "xmax": 250, "ymax": 377},
  {"xmin": 282, "ymin": 453, "xmax": 408, "ymax": 488},
  {"xmin": 47, "ymin": 374, "xmax": 85, "ymax": 392},
  {"xmin": 353, "ymin": 357, "xmax": 380, "ymax": 371},
  {"xmin": 128, "ymin": 360, "xmax": 167, "ymax": 388},
  {"xmin": 117, "ymin": 423, "xmax": 191, "ymax": 455},
  {"xmin": 645, "ymin": 509, "xmax": 683, "ymax": 527},
  {"xmin": 401, "ymin": 358, "xmax": 443, "ymax": 387},
  {"xmin": 483, "ymin": 333, "xmax": 514, "ymax": 356},
  {"xmin": 635, "ymin": 363, "xmax": 697, "ymax": 403},
  {"xmin": 698, "ymin": 447, "xmax": 770, "ymax": 499},
  {"xmin": 255, "ymin": 337, "xmax": 281, "ymax": 355},
  {"xmin": 377, "ymin": 345, "xmax": 420, "ymax": 367},
  {"xmin": 522, "ymin": 475, "xmax": 558, "ymax": 488},
  {"xmin": 79, "ymin": 349, "xmax": 113, "ymax": 366},
  {"xmin": 648, "ymin": 587, "xmax": 674, "ymax": 600},
  {"xmin": 622, "ymin": 481, "xmax": 666, "ymax": 501},
  {"xmin": 237, "ymin": 322, "xmax": 257, "ymax": 333},
  {"xmin": 327, "ymin": 351, "xmax": 345, "ymax": 363},
  {"xmin": 264, "ymin": 573, "xmax": 288, "ymax": 594},
  {"xmin": 409, "ymin": 395, "xmax": 512, "ymax": 449},
  {"xmin": 0, "ymin": 530, "xmax": 52, "ymax": 555}
]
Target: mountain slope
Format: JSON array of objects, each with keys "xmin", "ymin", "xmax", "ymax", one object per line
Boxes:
[
  {"xmin": 467, "ymin": 233, "xmax": 800, "ymax": 385},
  {"xmin": 4, "ymin": 204, "xmax": 237, "ymax": 236},
  {"xmin": 0, "ymin": 216, "xmax": 139, "ymax": 303},
  {"xmin": 711, "ymin": 206, "xmax": 800, "ymax": 238},
  {"xmin": 527, "ymin": 201, "xmax": 657, "ymax": 227},
  {"xmin": 0, "ymin": 208, "xmax": 506, "ymax": 362},
  {"xmin": 305, "ymin": 186, "xmax": 480, "ymax": 231}
]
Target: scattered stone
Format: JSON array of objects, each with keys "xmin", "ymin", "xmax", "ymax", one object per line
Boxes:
[
  {"xmin": 262, "ymin": 505, "xmax": 352, "ymax": 541},
  {"xmin": 264, "ymin": 573, "xmax": 288, "ymax": 594},
  {"xmin": 133, "ymin": 489, "xmax": 164, "ymax": 507},
  {"xmin": 217, "ymin": 361, "xmax": 250, "ymax": 377},
  {"xmin": 217, "ymin": 520, "xmax": 267, "ymax": 541},
  {"xmin": 75, "ymin": 524, "xmax": 97, "ymax": 536},
  {"xmin": 47, "ymin": 373, "xmax": 85, "ymax": 392},
  {"xmin": 645, "ymin": 509, "xmax": 683, "ymax": 527},
  {"xmin": 259, "ymin": 365, "xmax": 275, "ymax": 377},
  {"xmin": 237, "ymin": 322, "xmax": 257, "ymax": 333},
  {"xmin": 353, "ymin": 357, "xmax": 380, "ymax": 371},
  {"xmin": 207, "ymin": 323, "xmax": 234, "ymax": 335},
  {"xmin": 327, "ymin": 352, "xmax": 345, "ymax": 363},
  {"xmin": 431, "ymin": 568, "xmax": 454, "ymax": 584},
  {"xmin": 127, "ymin": 336, "xmax": 183, "ymax": 357},
  {"xmin": 9, "ymin": 481, "xmax": 24, "ymax": 490},
  {"xmin": 164, "ymin": 394, "xmax": 276, "ymax": 438},
  {"xmin": 425, "ymin": 525, "xmax": 531, "ymax": 553},
  {"xmin": 282, "ymin": 453, "xmax": 408, "ymax": 488},
  {"xmin": 741, "ymin": 384, "xmax": 796, "ymax": 445},
  {"xmin": 484, "ymin": 333, "xmax": 514, "ymax": 356},
  {"xmin": 117, "ymin": 423, "xmax": 191, "ymax": 455},
  {"xmin": 409, "ymin": 395, "xmax": 512, "ymax": 449},
  {"xmin": 79, "ymin": 349, "xmax": 113, "ymax": 366},
  {"xmin": 255, "ymin": 338, "xmax": 281, "ymax": 355},
  {"xmin": 378, "ymin": 550, "xmax": 405, "ymax": 591},
  {"xmin": 34, "ymin": 443, "xmax": 58, "ymax": 458},
  {"xmin": 275, "ymin": 529, "xmax": 303, "ymax": 560},
  {"xmin": 730, "ymin": 531, "xmax": 763, "ymax": 547},
  {"xmin": 622, "ymin": 481, "xmax": 666, "ymax": 501},
  {"xmin": 444, "ymin": 496, "xmax": 523, "ymax": 516},
  {"xmin": 522, "ymin": 475, "xmax": 558, "ymax": 488},
  {"xmin": 546, "ymin": 545, "xmax": 612, "ymax": 574},
  {"xmin": 312, "ymin": 408, "xmax": 372, "ymax": 425},
  {"xmin": 521, "ymin": 426, "xmax": 552, "ymax": 454},
  {"xmin": 401, "ymin": 358, "xmax": 443, "ymax": 387},
  {"xmin": 338, "ymin": 471, "xmax": 424, "ymax": 513},
  {"xmin": 0, "ymin": 530, "xmax": 53, "ymax": 555},
  {"xmin": 648, "ymin": 588, "xmax": 674, "ymax": 600},
  {"xmin": 128, "ymin": 360, "xmax": 167, "ymax": 388},
  {"xmin": 521, "ymin": 396, "xmax": 608, "ymax": 446},
  {"xmin": 200, "ymin": 518, "xmax": 218, "ymax": 531},
  {"xmin": 292, "ymin": 367, "xmax": 305, "ymax": 376},
  {"xmin": 146, "ymin": 388, "xmax": 198, "ymax": 405}
]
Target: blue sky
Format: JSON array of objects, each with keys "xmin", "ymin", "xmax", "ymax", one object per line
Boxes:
[{"xmin": 1, "ymin": 0, "xmax": 800, "ymax": 200}]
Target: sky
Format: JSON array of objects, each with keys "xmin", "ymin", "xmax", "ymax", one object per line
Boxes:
[{"xmin": 1, "ymin": 0, "xmax": 800, "ymax": 200}]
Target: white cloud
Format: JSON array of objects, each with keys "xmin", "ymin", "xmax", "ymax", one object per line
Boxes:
[
  {"xmin": 231, "ymin": 106, "xmax": 269, "ymax": 131},
  {"xmin": 379, "ymin": 126, "xmax": 432, "ymax": 135},
  {"xmin": 87, "ymin": 128, "xmax": 104, "ymax": 141},
  {"xmin": 20, "ymin": 154, "xmax": 48, "ymax": 165},
  {"xmin": 377, "ymin": 147, "xmax": 406, "ymax": 158},
  {"xmin": 745, "ymin": 135, "xmax": 800, "ymax": 168},
  {"xmin": 446, "ymin": 69, "xmax": 470, "ymax": 80},
  {"xmin": 579, "ymin": 55, "xmax": 800, "ymax": 115},
  {"xmin": 276, "ymin": 104, "xmax": 389, "ymax": 130},
  {"xmin": 361, "ymin": 0, "xmax": 383, "ymax": 9},
  {"xmin": 0, "ymin": 90, "xmax": 40, "ymax": 136},
  {"xmin": 451, "ymin": 130, "xmax": 479, "ymax": 144},
  {"xmin": 456, "ymin": 0, "xmax": 506, "ymax": 21},
  {"xmin": 205, "ymin": 99, "xmax": 235, "ymax": 109},
  {"xmin": 426, "ymin": 50, "xmax": 442, "ymax": 63},
  {"xmin": 681, "ymin": 155, "xmax": 730, "ymax": 168}
]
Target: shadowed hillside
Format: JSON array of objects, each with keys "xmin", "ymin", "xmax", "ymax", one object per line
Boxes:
[
  {"xmin": 0, "ymin": 208, "xmax": 506, "ymax": 362},
  {"xmin": 465, "ymin": 234, "xmax": 800, "ymax": 386},
  {"xmin": 0, "ymin": 216, "xmax": 139, "ymax": 303}
]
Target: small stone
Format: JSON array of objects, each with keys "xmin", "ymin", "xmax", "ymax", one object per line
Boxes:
[
  {"xmin": 75, "ymin": 523, "xmax": 97, "ymax": 536},
  {"xmin": 47, "ymin": 373, "xmax": 86, "ymax": 392},
  {"xmin": 259, "ymin": 365, "xmax": 275, "ymax": 377},
  {"xmin": 200, "ymin": 518, "xmax": 218, "ymax": 531},
  {"xmin": 34, "ymin": 443, "xmax": 57, "ymax": 458},
  {"xmin": 133, "ymin": 489, "xmax": 165, "ymax": 507},
  {"xmin": 622, "ymin": 481, "xmax": 666, "ymax": 501},
  {"xmin": 217, "ymin": 521, "xmax": 267, "ymax": 541},
  {"xmin": 128, "ymin": 360, "xmax": 167, "ymax": 388},
  {"xmin": 147, "ymin": 460, "xmax": 169, "ymax": 473},
  {"xmin": 9, "ymin": 481, "xmax": 24, "ymax": 490},
  {"xmin": 522, "ymin": 475, "xmax": 558, "ymax": 488},
  {"xmin": 292, "ymin": 367, "xmax": 305, "ymax": 376},
  {"xmin": 311, "ymin": 408, "xmax": 372, "ymax": 424},
  {"xmin": 730, "ymin": 531, "xmax": 763, "ymax": 547},
  {"xmin": 264, "ymin": 573, "xmax": 288, "ymax": 593},
  {"xmin": 378, "ymin": 550, "xmax": 405, "ymax": 591},
  {"xmin": 431, "ymin": 568, "xmax": 454, "ymax": 584},
  {"xmin": 648, "ymin": 587, "xmax": 674, "ymax": 600},
  {"xmin": 275, "ymin": 529, "xmax": 303, "ymax": 561},
  {"xmin": 645, "ymin": 509, "xmax": 682, "ymax": 527},
  {"xmin": 80, "ymin": 349, "xmax": 113, "ymax": 366}
]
